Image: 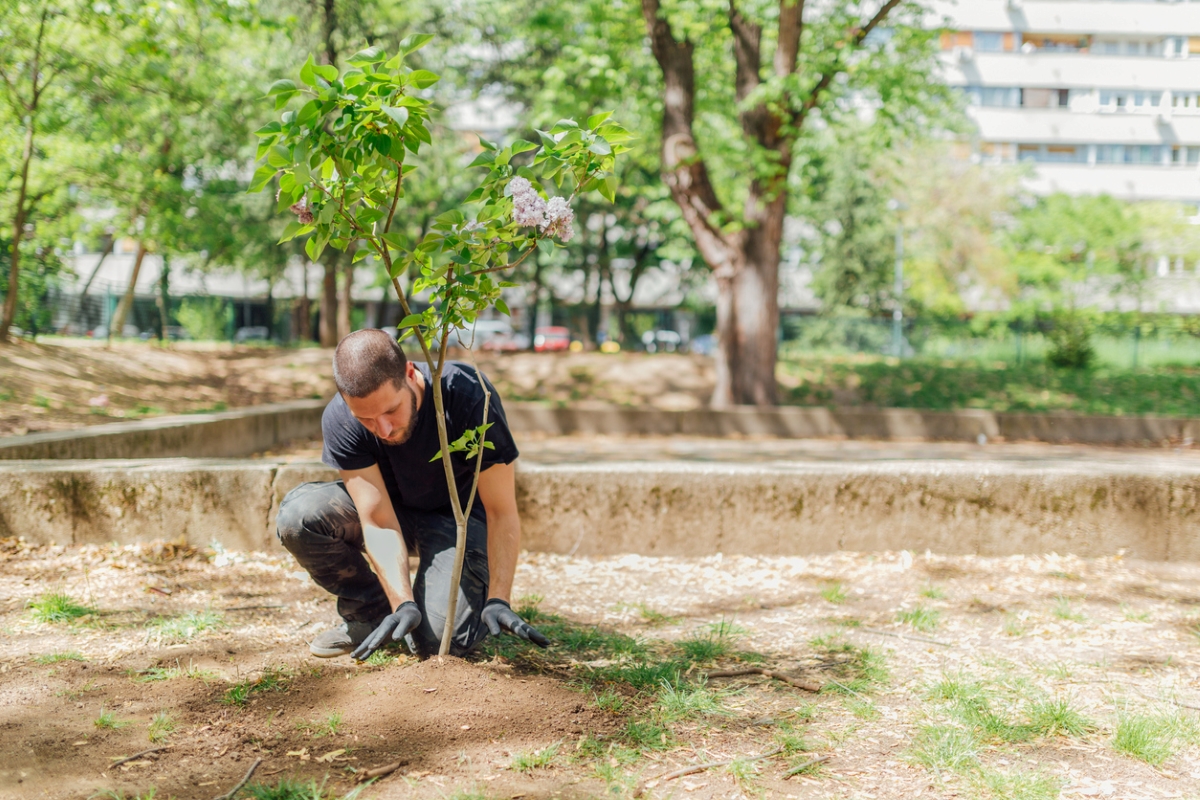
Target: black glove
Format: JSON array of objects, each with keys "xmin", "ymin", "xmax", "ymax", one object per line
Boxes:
[
  {"xmin": 481, "ymin": 599, "xmax": 550, "ymax": 647},
  {"xmin": 352, "ymin": 601, "xmax": 422, "ymax": 661}
]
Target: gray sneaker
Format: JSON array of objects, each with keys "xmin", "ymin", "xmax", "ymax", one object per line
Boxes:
[{"xmin": 309, "ymin": 619, "xmax": 381, "ymax": 658}]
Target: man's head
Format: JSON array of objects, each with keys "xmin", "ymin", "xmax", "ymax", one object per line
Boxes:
[{"xmin": 333, "ymin": 329, "xmax": 420, "ymax": 444}]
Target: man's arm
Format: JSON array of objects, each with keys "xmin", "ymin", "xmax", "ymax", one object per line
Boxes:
[
  {"xmin": 476, "ymin": 461, "xmax": 520, "ymax": 603},
  {"xmin": 340, "ymin": 464, "xmax": 412, "ymax": 610}
]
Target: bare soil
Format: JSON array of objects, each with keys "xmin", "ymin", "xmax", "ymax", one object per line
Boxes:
[
  {"xmin": 0, "ymin": 339, "xmax": 714, "ymax": 437},
  {"xmin": 2, "ymin": 538, "xmax": 1198, "ymax": 800}
]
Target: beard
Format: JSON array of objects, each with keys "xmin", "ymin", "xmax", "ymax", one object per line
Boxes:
[{"xmin": 379, "ymin": 386, "xmax": 419, "ymax": 445}]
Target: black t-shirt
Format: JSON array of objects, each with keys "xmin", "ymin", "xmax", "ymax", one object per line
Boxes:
[{"xmin": 321, "ymin": 361, "xmax": 519, "ymax": 519}]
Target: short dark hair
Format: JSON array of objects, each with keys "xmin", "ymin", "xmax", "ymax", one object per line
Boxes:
[{"xmin": 332, "ymin": 329, "xmax": 409, "ymax": 398}]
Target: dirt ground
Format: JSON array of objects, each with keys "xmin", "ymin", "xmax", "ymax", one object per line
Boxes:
[
  {"xmin": 0, "ymin": 339, "xmax": 714, "ymax": 437},
  {"xmin": 2, "ymin": 538, "xmax": 1198, "ymax": 800}
]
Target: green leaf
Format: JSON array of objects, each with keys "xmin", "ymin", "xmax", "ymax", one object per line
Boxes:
[
  {"xmin": 297, "ymin": 99, "xmax": 322, "ymax": 126},
  {"xmin": 478, "ymin": 136, "xmax": 498, "ymax": 151},
  {"xmin": 550, "ymin": 118, "xmax": 579, "ymax": 133},
  {"xmin": 407, "ymin": 69, "xmax": 440, "ymax": 89},
  {"xmin": 587, "ymin": 110, "xmax": 613, "ymax": 128},
  {"xmin": 352, "ymin": 248, "xmax": 372, "ymax": 263},
  {"xmin": 266, "ymin": 145, "xmax": 292, "ymax": 168},
  {"xmin": 495, "ymin": 298, "xmax": 511, "ymax": 316},
  {"xmin": 429, "ymin": 450, "xmax": 444, "ymax": 462},
  {"xmin": 600, "ymin": 175, "xmax": 618, "ymax": 203},
  {"xmin": 312, "ymin": 63, "xmax": 338, "ymax": 82},
  {"xmin": 412, "ymin": 123, "xmax": 432, "ymax": 145},
  {"xmin": 348, "ymin": 46, "xmax": 385, "ymax": 65},
  {"xmin": 381, "ymin": 106, "xmax": 409, "ymax": 127},
  {"xmin": 381, "ymin": 232, "xmax": 408, "ymax": 249},
  {"xmin": 248, "ymin": 165, "xmax": 276, "ymax": 193},
  {"xmin": 254, "ymin": 121, "xmax": 282, "ymax": 137},
  {"xmin": 400, "ymin": 33, "xmax": 435, "ymax": 54},
  {"xmin": 467, "ymin": 150, "xmax": 496, "ymax": 168},
  {"xmin": 277, "ymin": 220, "xmax": 305, "ymax": 244},
  {"xmin": 389, "ymin": 258, "xmax": 408, "ymax": 279},
  {"xmin": 510, "ymin": 139, "xmax": 539, "ymax": 155},
  {"xmin": 267, "ymin": 79, "xmax": 296, "ymax": 97},
  {"xmin": 298, "ymin": 56, "xmax": 317, "ymax": 87},
  {"xmin": 399, "ymin": 314, "xmax": 424, "ymax": 327},
  {"xmin": 588, "ymin": 138, "xmax": 612, "ymax": 156}
]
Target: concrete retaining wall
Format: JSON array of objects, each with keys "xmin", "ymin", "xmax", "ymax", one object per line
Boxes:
[
  {"xmin": 0, "ymin": 400, "xmax": 326, "ymax": 460},
  {"xmin": 3, "ymin": 459, "xmax": 1197, "ymax": 561},
  {"xmin": 3, "ymin": 401, "xmax": 1194, "ymax": 461}
]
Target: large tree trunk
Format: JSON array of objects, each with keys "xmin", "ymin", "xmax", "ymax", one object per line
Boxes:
[
  {"xmin": 337, "ymin": 261, "xmax": 353, "ymax": 341},
  {"xmin": 110, "ymin": 242, "xmax": 148, "ymax": 337}
]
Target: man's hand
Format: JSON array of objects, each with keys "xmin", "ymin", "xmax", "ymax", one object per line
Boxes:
[
  {"xmin": 481, "ymin": 599, "xmax": 550, "ymax": 647},
  {"xmin": 351, "ymin": 601, "xmax": 422, "ymax": 661}
]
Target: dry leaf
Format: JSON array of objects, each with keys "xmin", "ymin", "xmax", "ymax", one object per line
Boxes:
[
  {"xmin": 287, "ymin": 747, "xmax": 310, "ymax": 761},
  {"xmin": 317, "ymin": 749, "xmax": 346, "ymax": 763}
]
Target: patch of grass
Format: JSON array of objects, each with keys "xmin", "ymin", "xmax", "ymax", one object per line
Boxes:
[
  {"xmin": 810, "ymin": 636, "xmax": 889, "ymax": 694},
  {"xmin": 725, "ymin": 756, "xmax": 761, "ymax": 788},
  {"xmin": 444, "ymin": 789, "xmax": 492, "ymax": 800},
  {"xmin": 0, "ymin": 388, "xmax": 13, "ymax": 402},
  {"xmin": 1113, "ymin": 713, "xmax": 1177, "ymax": 765},
  {"xmin": 242, "ymin": 778, "xmax": 359, "ymax": 800},
  {"xmin": 91, "ymin": 790, "xmax": 163, "ymax": 800},
  {"xmin": 896, "ymin": 604, "xmax": 942, "ymax": 632},
  {"xmin": 148, "ymin": 610, "xmax": 223, "ymax": 644},
  {"xmin": 57, "ymin": 679, "xmax": 100, "ymax": 701},
  {"xmin": 1027, "ymin": 698, "xmax": 1094, "ymax": 738},
  {"xmin": 846, "ymin": 697, "xmax": 880, "ymax": 720},
  {"xmin": 586, "ymin": 660, "xmax": 684, "ymax": 693},
  {"xmin": 774, "ymin": 722, "xmax": 812, "ymax": 755},
  {"xmin": 296, "ymin": 711, "xmax": 342, "ymax": 739},
  {"xmin": 222, "ymin": 666, "xmax": 290, "ymax": 706},
  {"xmin": 676, "ymin": 619, "xmax": 745, "ymax": 662},
  {"xmin": 511, "ymin": 742, "xmax": 559, "ymax": 772},
  {"xmin": 148, "ymin": 711, "xmax": 175, "ymax": 743},
  {"xmin": 1051, "ymin": 596, "xmax": 1086, "ymax": 623},
  {"xmin": 94, "ymin": 709, "xmax": 132, "ymax": 730},
  {"xmin": 920, "ymin": 583, "xmax": 947, "ymax": 600},
  {"xmin": 1002, "ymin": 613, "xmax": 1028, "ymax": 637},
  {"xmin": 654, "ymin": 681, "xmax": 727, "ymax": 722},
  {"xmin": 132, "ymin": 662, "xmax": 219, "ymax": 683},
  {"xmin": 33, "ymin": 394, "xmax": 51, "ymax": 408},
  {"xmin": 819, "ymin": 582, "xmax": 848, "ymax": 604},
  {"xmin": 620, "ymin": 718, "xmax": 673, "ymax": 750},
  {"xmin": 27, "ymin": 592, "xmax": 95, "ymax": 624},
  {"xmin": 976, "ymin": 768, "xmax": 1062, "ymax": 800},
  {"xmin": 364, "ymin": 650, "xmax": 398, "ymax": 667},
  {"xmin": 1120, "ymin": 603, "xmax": 1151, "ymax": 623},
  {"xmin": 908, "ymin": 723, "xmax": 980, "ymax": 772},
  {"xmin": 34, "ymin": 651, "xmax": 86, "ymax": 664},
  {"xmin": 594, "ymin": 690, "xmax": 625, "ymax": 714},
  {"xmin": 614, "ymin": 602, "xmax": 679, "ymax": 626}
]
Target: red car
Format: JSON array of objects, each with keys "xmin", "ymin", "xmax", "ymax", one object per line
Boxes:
[{"xmin": 533, "ymin": 326, "xmax": 571, "ymax": 352}]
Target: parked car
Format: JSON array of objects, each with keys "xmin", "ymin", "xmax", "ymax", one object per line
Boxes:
[
  {"xmin": 533, "ymin": 326, "xmax": 571, "ymax": 352},
  {"xmin": 481, "ymin": 331, "xmax": 531, "ymax": 351},
  {"xmin": 689, "ymin": 333, "xmax": 716, "ymax": 356},
  {"xmin": 234, "ymin": 326, "xmax": 270, "ymax": 343},
  {"xmin": 641, "ymin": 329, "xmax": 682, "ymax": 354},
  {"xmin": 447, "ymin": 319, "xmax": 514, "ymax": 350}
]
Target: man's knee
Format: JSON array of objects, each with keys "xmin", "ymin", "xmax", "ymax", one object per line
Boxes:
[{"xmin": 276, "ymin": 482, "xmax": 355, "ymax": 552}]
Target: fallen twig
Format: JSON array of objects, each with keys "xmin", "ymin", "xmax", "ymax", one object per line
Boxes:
[
  {"xmin": 857, "ymin": 627, "xmax": 952, "ymax": 647},
  {"xmin": 633, "ymin": 747, "xmax": 784, "ymax": 797},
  {"xmin": 783, "ymin": 753, "xmax": 829, "ymax": 777},
  {"xmin": 213, "ymin": 757, "xmax": 261, "ymax": 800},
  {"xmin": 356, "ymin": 759, "xmax": 410, "ymax": 783},
  {"xmin": 222, "ymin": 605, "xmax": 286, "ymax": 612},
  {"xmin": 705, "ymin": 667, "xmax": 821, "ymax": 693},
  {"xmin": 110, "ymin": 745, "xmax": 172, "ymax": 768}
]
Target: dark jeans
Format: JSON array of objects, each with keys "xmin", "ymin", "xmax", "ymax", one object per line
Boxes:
[{"xmin": 276, "ymin": 480, "xmax": 490, "ymax": 658}]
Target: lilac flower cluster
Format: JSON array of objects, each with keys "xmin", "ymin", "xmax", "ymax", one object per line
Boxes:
[
  {"xmin": 289, "ymin": 198, "xmax": 314, "ymax": 225},
  {"xmin": 507, "ymin": 177, "xmax": 574, "ymax": 243}
]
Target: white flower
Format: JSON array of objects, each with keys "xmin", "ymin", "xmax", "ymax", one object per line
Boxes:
[
  {"xmin": 541, "ymin": 196, "xmax": 575, "ymax": 242},
  {"xmin": 509, "ymin": 177, "xmax": 548, "ymax": 228}
]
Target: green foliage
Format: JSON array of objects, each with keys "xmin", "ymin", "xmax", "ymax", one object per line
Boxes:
[
  {"xmin": 926, "ymin": 673, "xmax": 1094, "ymax": 746},
  {"xmin": 148, "ymin": 710, "xmax": 175, "ymax": 743},
  {"xmin": 653, "ymin": 681, "xmax": 727, "ymax": 722},
  {"xmin": 908, "ymin": 723, "xmax": 980, "ymax": 772},
  {"xmin": 175, "ymin": 297, "xmax": 229, "ymax": 341},
  {"xmin": 94, "ymin": 709, "xmax": 131, "ymax": 730},
  {"xmin": 896, "ymin": 605, "xmax": 941, "ymax": 632},
  {"xmin": 511, "ymin": 742, "xmax": 559, "ymax": 772},
  {"xmin": 222, "ymin": 666, "xmax": 290, "ymax": 706},
  {"xmin": 675, "ymin": 619, "xmax": 745, "ymax": 662},
  {"xmin": 1046, "ymin": 311, "xmax": 1095, "ymax": 369},
  {"xmin": 778, "ymin": 355, "xmax": 1200, "ymax": 417},
  {"xmin": 27, "ymin": 592, "xmax": 95, "ymax": 623},
  {"xmin": 148, "ymin": 610, "xmax": 223, "ymax": 644},
  {"xmin": 820, "ymin": 583, "xmax": 848, "ymax": 604},
  {"xmin": 34, "ymin": 651, "xmax": 87, "ymax": 664},
  {"xmin": 242, "ymin": 778, "xmax": 360, "ymax": 800},
  {"xmin": 1113, "ymin": 713, "xmax": 1178, "ymax": 765},
  {"xmin": 296, "ymin": 711, "xmax": 342, "ymax": 739},
  {"xmin": 809, "ymin": 636, "xmax": 889, "ymax": 694},
  {"xmin": 1051, "ymin": 597, "xmax": 1086, "ymax": 623}
]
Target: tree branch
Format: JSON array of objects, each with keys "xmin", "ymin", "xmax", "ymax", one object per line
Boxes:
[
  {"xmin": 793, "ymin": 0, "xmax": 902, "ymax": 129},
  {"xmin": 775, "ymin": 0, "xmax": 805, "ymax": 78},
  {"xmin": 728, "ymin": 1, "xmax": 762, "ymax": 105}
]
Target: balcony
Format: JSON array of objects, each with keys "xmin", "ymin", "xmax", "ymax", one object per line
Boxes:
[
  {"xmin": 929, "ymin": 0, "xmax": 1200, "ymax": 38},
  {"xmin": 1023, "ymin": 163, "xmax": 1200, "ymax": 202},
  {"xmin": 941, "ymin": 52, "xmax": 1200, "ymax": 92},
  {"xmin": 969, "ymin": 107, "xmax": 1200, "ymax": 145}
]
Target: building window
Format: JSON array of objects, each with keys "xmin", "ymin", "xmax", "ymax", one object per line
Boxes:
[
  {"xmin": 1188, "ymin": 148, "xmax": 1200, "ymax": 166},
  {"xmin": 975, "ymin": 32, "xmax": 1004, "ymax": 52}
]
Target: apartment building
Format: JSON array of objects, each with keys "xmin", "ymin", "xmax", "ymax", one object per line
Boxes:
[{"xmin": 933, "ymin": 0, "xmax": 1200, "ymax": 204}]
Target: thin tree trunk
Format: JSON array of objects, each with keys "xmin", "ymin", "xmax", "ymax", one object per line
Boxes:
[
  {"xmin": 110, "ymin": 242, "xmax": 148, "ymax": 337},
  {"xmin": 156, "ymin": 256, "xmax": 170, "ymax": 342},
  {"xmin": 78, "ymin": 236, "xmax": 115, "ymax": 301},
  {"xmin": 338, "ymin": 260, "xmax": 353, "ymax": 341},
  {"xmin": 319, "ymin": 250, "xmax": 339, "ymax": 347},
  {"xmin": 525, "ymin": 258, "xmax": 542, "ymax": 350}
]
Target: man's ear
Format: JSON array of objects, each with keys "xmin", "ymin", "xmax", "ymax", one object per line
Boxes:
[{"xmin": 405, "ymin": 361, "xmax": 417, "ymax": 382}]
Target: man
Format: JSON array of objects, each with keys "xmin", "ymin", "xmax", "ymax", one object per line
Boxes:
[{"xmin": 276, "ymin": 328, "xmax": 548, "ymax": 660}]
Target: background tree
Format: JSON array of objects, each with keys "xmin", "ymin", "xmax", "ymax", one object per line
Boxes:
[{"xmin": 640, "ymin": 0, "xmax": 948, "ymax": 406}]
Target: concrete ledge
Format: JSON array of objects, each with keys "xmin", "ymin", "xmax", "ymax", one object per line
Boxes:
[
  {"xmin": 3, "ymin": 459, "xmax": 1198, "ymax": 561},
  {"xmin": 505, "ymin": 404, "xmax": 1200, "ymax": 445},
  {"xmin": 3, "ymin": 401, "xmax": 1196, "ymax": 460},
  {"xmin": 0, "ymin": 399, "xmax": 326, "ymax": 460}
]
